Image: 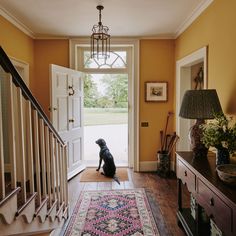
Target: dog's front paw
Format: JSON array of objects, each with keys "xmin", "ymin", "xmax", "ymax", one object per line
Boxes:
[{"xmin": 96, "ymin": 168, "xmax": 99, "ymax": 171}]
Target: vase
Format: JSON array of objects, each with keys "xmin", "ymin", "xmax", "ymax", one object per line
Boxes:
[
  {"xmin": 157, "ymin": 152, "xmax": 170, "ymax": 177},
  {"xmin": 216, "ymin": 148, "xmax": 230, "ymax": 165}
]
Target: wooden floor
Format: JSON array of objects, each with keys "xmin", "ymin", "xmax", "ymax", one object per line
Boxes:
[{"xmin": 65, "ymin": 168, "xmax": 186, "ymax": 236}]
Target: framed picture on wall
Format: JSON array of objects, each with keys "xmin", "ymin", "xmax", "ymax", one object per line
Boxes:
[{"xmin": 145, "ymin": 81, "xmax": 168, "ymax": 102}]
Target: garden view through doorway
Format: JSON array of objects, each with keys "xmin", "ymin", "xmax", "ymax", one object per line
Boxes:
[{"xmin": 84, "ymin": 73, "xmax": 128, "ymax": 167}]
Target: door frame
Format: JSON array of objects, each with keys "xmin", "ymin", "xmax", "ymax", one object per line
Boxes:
[
  {"xmin": 10, "ymin": 57, "xmax": 29, "ymax": 87},
  {"xmin": 176, "ymin": 46, "xmax": 208, "ymax": 151},
  {"xmin": 70, "ymin": 38, "xmax": 140, "ymax": 171}
]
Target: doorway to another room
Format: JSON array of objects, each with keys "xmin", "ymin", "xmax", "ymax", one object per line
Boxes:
[{"xmin": 176, "ymin": 46, "xmax": 208, "ymax": 151}]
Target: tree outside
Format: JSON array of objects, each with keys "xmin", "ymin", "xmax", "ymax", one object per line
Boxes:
[
  {"xmin": 84, "ymin": 73, "xmax": 128, "ymax": 126},
  {"xmin": 83, "ymin": 73, "xmax": 128, "ymax": 165}
]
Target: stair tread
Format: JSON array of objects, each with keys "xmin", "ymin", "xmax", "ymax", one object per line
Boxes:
[
  {"xmin": 34, "ymin": 196, "xmax": 49, "ymax": 216},
  {"xmin": 0, "ymin": 187, "xmax": 21, "ymax": 207},
  {"xmin": 16, "ymin": 192, "xmax": 37, "ymax": 216}
]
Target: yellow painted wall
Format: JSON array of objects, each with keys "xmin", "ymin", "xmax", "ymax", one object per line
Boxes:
[
  {"xmin": 139, "ymin": 40, "xmax": 175, "ymax": 162},
  {"xmin": 34, "ymin": 40, "xmax": 69, "ymax": 117},
  {"xmin": 175, "ymin": 0, "xmax": 236, "ymax": 115},
  {"xmin": 0, "ymin": 16, "xmax": 34, "ymax": 87},
  {"xmin": 3, "ymin": 0, "xmax": 235, "ymax": 164}
]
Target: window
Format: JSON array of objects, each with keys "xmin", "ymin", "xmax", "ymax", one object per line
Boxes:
[
  {"xmin": 77, "ymin": 47, "xmax": 130, "ymax": 74},
  {"xmin": 84, "ymin": 51, "xmax": 127, "ymax": 69}
]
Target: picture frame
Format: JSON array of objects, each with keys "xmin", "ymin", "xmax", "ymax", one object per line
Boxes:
[{"xmin": 145, "ymin": 81, "xmax": 168, "ymax": 102}]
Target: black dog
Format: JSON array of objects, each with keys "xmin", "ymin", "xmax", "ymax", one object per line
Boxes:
[{"xmin": 95, "ymin": 138, "xmax": 120, "ymax": 184}]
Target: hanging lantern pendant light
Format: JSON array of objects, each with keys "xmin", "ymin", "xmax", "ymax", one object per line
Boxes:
[{"xmin": 91, "ymin": 5, "xmax": 110, "ymax": 59}]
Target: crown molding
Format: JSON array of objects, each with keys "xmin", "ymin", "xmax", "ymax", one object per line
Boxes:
[
  {"xmin": 0, "ymin": 0, "xmax": 213, "ymax": 40},
  {"xmin": 0, "ymin": 6, "xmax": 35, "ymax": 38},
  {"xmin": 35, "ymin": 35, "xmax": 70, "ymax": 40},
  {"xmin": 174, "ymin": 0, "xmax": 214, "ymax": 38},
  {"xmin": 36, "ymin": 35, "xmax": 175, "ymax": 40},
  {"xmin": 139, "ymin": 34, "xmax": 175, "ymax": 40}
]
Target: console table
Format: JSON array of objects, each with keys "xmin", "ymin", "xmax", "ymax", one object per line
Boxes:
[{"xmin": 176, "ymin": 151, "xmax": 236, "ymax": 236}]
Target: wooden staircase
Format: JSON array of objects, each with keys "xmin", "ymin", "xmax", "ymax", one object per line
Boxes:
[{"xmin": 0, "ymin": 47, "xmax": 69, "ymax": 236}]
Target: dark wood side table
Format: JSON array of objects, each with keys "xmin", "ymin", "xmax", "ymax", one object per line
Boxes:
[{"xmin": 176, "ymin": 151, "xmax": 236, "ymax": 236}]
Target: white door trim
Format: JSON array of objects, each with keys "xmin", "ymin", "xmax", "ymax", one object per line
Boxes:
[
  {"xmin": 69, "ymin": 38, "xmax": 140, "ymax": 171},
  {"xmin": 10, "ymin": 57, "xmax": 29, "ymax": 87},
  {"xmin": 176, "ymin": 46, "xmax": 208, "ymax": 151}
]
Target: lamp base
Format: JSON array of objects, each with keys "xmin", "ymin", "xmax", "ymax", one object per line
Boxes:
[{"xmin": 189, "ymin": 119, "xmax": 208, "ymax": 157}]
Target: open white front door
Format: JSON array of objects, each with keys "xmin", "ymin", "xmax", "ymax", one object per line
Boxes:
[{"xmin": 50, "ymin": 64, "xmax": 85, "ymax": 179}]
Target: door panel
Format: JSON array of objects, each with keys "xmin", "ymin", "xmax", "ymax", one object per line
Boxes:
[
  {"xmin": 57, "ymin": 97, "xmax": 68, "ymax": 132},
  {"xmin": 72, "ymin": 138, "xmax": 81, "ymax": 164},
  {"xmin": 56, "ymin": 73, "xmax": 68, "ymax": 89},
  {"xmin": 50, "ymin": 64, "xmax": 85, "ymax": 179},
  {"xmin": 72, "ymin": 98, "xmax": 81, "ymax": 128}
]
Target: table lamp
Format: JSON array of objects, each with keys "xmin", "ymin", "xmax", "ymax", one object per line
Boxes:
[{"xmin": 179, "ymin": 89, "xmax": 222, "ymax": 157}]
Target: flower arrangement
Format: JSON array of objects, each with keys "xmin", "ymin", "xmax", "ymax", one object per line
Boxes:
[{"xmin": 200, "ymin": 113, "xmax": 236, "ymax": 154}]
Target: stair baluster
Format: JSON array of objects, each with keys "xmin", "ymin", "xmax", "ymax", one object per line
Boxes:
[
  {"xmin": 33, "ymin": 110, "xmax": 42, "ymax": 205},
  {"xmin": 0, "ymin": 80, "xmax": 5, "ymax": 199},
  {"xmin": 16, "ymin": 87, "xmax": 27, "ymax": 203},
  {"xmin": 45, "ymin": 126, "xmax": 52, "ymax": 207},
  {"xmin": 6, "ymin": 77, "xmax": 17, "ymax": 190},
  {"xmin": 26, "ymin": 100, "xmax": 35, "ymax": 194},
  {"xmin": 54, "ymin": 139, "xmax": 60, "ymax": 207},
  {"xmin": 58, "ymin": 143, "xmax": 63, "ymax": 205},
  {"xmin": 39, "ymin": 119, "xmax": 47, "ymax": 198},
  {"xmin": 63, "ymin": 146, "xmax": 68, "ymax": 206},
  {"xmin": 49, "ymin": 132, "xmax": 56, "ymax": 203}
]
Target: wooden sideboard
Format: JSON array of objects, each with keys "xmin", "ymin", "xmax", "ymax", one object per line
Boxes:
[{"xmin": 176, "ymin": 151, "xmax": 236, "ymax": 236}]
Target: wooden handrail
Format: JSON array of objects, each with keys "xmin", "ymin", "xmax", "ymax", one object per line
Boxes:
[{"xmin": 0, "ymin": 46, "xmax": 65, "ymax": 145}]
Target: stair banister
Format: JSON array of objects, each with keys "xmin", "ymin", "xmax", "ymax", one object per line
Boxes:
[
  {"xmin": 0, "ymin": 46, "xmax": 65, "ymax": 146},
  {"xmin": 0, "ymin": 46, "xmax": 69, "ymax": 235}
]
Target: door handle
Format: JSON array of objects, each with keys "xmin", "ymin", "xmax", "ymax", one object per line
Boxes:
[
  {"xmin": 69, "ymin": 119, "xmax": 74, "ymax": 123},
  {"xmin": 68, "ymin": 86, "xmax": 75, "ymax": 96}
]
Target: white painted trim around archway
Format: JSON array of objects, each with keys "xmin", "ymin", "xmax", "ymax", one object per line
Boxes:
[
  {"xmin": 176, "ymin": 46, "xmax": 208, "ymax": 152},
  {"xmin": 69, "ymin": 38, "xmax": 140, "ymax": 172}
]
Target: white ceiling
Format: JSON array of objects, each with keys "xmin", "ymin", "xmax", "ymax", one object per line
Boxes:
[{"xmin": 0, "ymin": 0, "xmax": 213, "ymax": 38}]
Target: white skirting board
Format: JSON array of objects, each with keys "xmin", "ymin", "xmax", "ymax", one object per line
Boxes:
[{"xmin": 139, "ymin": 161, "xmax": 175, "ymax": 172}]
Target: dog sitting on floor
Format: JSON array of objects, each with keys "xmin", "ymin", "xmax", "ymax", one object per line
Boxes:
[{"xmin": 95, "ymin": 138, "xmax": 120, "ymax": 184}]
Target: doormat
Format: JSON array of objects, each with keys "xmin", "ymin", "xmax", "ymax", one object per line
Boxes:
[
  {"xmin": 80, "ymin": 168, "xmax": 128, "ymax": 182},
  {"xmin": 64, "ymin": 189, "xmax": 160, "ymax": 236}
]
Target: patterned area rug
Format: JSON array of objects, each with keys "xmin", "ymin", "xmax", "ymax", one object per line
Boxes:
[{"xmin": 65, "ymin": 189, "xmax": 160, "ymax": 236}]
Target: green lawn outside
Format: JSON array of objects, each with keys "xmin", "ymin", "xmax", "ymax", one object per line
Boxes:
[{"xmin": 84, "ymin": 108, "xmax": 128, "ymax": 126}]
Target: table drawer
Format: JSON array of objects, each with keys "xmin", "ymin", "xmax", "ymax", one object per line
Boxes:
[
  {"xmin": 197, "ymin": 179, "xmax": 232, "ymax": 234},
  {"xmin": 177, "ymin": 159, "xmax": 195, "ymax": 193}
]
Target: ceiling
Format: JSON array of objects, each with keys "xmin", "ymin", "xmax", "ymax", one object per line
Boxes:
[{"xmin": 0, "ymin": 0, "xmax": 212, "ymax": 38}]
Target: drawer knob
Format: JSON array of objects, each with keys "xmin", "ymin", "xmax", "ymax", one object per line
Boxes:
[
  {"xmin": 184, "ymin": 170, "xmax": 187, "ymax": 176},
  {"xmin": 210, "ymin": 197, "xmax": 214, "ymax": 206}
]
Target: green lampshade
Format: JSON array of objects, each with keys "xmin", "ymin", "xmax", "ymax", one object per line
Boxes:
[{"xmin": 179, "ymin": 89, "xmax": 222, "ymax": 119}]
